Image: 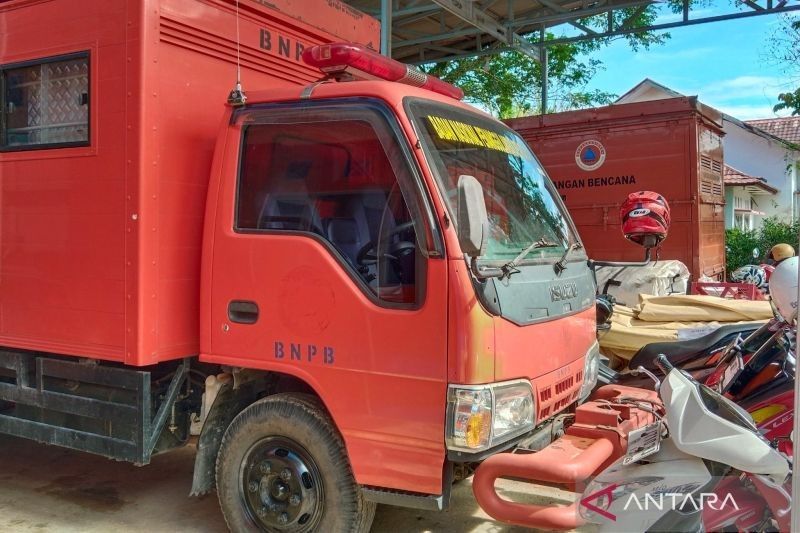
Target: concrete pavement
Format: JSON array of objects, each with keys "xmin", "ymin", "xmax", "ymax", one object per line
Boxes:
[{"xmin": 0, "ymin": 435, "xmax": 588, "ymax": 532}]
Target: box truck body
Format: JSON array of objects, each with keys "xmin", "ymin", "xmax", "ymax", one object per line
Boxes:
[
  {"xmin": 507, "ymin": 97, "xmax": 726, "ymax": 280},
  {"xmin": 0, "ymin": 0, "xmax": 377, "ymax": 365}
]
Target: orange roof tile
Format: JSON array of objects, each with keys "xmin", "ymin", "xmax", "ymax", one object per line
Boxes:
[{"xmin": 745, "ymin": 116, "xmax": 800, "ymax": 145}]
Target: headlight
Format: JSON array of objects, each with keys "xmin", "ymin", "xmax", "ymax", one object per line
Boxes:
[
  {"xmin": 446, "ymin": 380, "xmax": 535, "ymax": 452},
  {"xmin": 579, "ymin": 341, "xmax": 600, "ymax": 401}
]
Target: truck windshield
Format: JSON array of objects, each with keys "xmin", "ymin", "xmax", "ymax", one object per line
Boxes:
[{"xmin": 408, "ymin": 100, "xmax": 581, "ymax": 263}]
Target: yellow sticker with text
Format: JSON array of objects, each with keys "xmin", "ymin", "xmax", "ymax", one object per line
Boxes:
[{"xmin": 426, "ymin": 116, "xmax": 526, "ymax": 157}]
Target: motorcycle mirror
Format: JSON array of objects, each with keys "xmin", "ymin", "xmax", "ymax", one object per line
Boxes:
[
  {"xmin": 632, "ymin": 365, "xmax": 661, "ymax": 391},
  {"xmin": 654, "ymin": 354, "xmax": 674, "ymax": 375},
  {"xmin": 753, "ymin": 247, "xmax": 760, "ymax": 260}
]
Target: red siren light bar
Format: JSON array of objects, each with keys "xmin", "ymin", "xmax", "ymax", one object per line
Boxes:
[{"xmin": 302, "ymin": 43, "xmax": 464, "ymax": 100}]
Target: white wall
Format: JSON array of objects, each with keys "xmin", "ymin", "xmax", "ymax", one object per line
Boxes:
[{"xmin": 723, "ymin": 119, "xmax": 799, "ymax": 224}]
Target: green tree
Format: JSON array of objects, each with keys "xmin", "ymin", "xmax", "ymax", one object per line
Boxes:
[
  {"xmin": 725, "ymin": 217, "xmax": 800, "ymax": 274},
  {"xmin": 725, "ymin": 227, "xmax": 760, "ymax": 274},
  {"xmin": 771, "ymin": 16, "xmax": 800, "ymax": 115},
  {"xmin": 420, "ymin": 4, "xmax": 687, "ymax": 119},
  {"xmin": 422, "ymin": 41, "xmax": 616, "ymax": 118},
  {"xmin": 758, "ymin": 217, "xmax": 800, "ymax": 254}
]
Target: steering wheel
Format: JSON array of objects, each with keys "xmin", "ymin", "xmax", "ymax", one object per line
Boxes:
[{"xmin": 356, "ymin": 221, "xmax": 416, "ymax": 266}]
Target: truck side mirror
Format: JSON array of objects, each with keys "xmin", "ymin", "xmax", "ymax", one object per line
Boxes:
[{"xmin": 456, "ymin": 175, "xmax": 488, "ymax": 256}]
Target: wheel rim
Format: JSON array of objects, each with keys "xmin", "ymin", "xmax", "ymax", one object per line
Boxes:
[{"xmin": 240, "ymin": 436, "xmax": 324, "ymax": 531}]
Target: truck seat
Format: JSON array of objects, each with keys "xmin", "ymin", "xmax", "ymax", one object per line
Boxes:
[
  {"xmin": 324, "ymin": 194, "xmax": 379, "ymax": 282},
  {"xmin": 326, "ymin": 218, "xmax": 364, "ymax": 267},
  {"xmin": 627, "ymin": 323, "xmax": 762, "ymax": 370},
  {"xmin": 258, "ymin": 195, "xmax": 323, "ymax": 233}
]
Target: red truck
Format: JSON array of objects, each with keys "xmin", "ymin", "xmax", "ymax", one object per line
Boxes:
[
  {"xmin": 507, "ymin": 97, "xmax": 727, "ymax": 280},
  {"xmin": 0, "ymin": 1, "xmax": 600, "ymax": 530}
]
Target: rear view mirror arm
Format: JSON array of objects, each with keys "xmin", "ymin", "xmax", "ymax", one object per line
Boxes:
[
  {"xmin": 468, "ymin": 256, "xmax": 504, "ymax": 279},
  {"xmin": 589, "ymin": 247, "xmax": 653, "ymax": 271}
]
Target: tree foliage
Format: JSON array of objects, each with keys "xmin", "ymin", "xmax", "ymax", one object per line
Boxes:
[
  {"xmin": 420, "ymin": 4, "xmax": 688, "ymax": 119},
  {"xmin": 421, "ymin": 40, "xmax": 616, "ymax": 118},
  {"xmin": 771, "ymin": 17, "xmax": 800, "ymax": 116},
  {"xmin": 725, "ymin": 217, "xmax": 800, "ymax": 274}
]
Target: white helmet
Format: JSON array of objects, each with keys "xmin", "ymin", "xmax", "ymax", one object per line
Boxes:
[
  {"xmin": 770, "ymin": 256, "xmax": 799, "ymax": 323},
  {"xmin": 731, "ymin": 264, "xmax": 768, "ymax": 289}
]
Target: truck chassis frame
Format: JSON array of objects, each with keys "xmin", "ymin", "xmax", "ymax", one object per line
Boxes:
[{"xmin": 0, "ymin": 351, "xmax": 189, "ymax": 464}]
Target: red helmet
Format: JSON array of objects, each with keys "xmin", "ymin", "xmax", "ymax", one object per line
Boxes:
[{"xmin": 620, "ymin": 191, "xmax": 671, "ymax": 248}]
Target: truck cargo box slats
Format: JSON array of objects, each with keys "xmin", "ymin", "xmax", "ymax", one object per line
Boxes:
[{"xmin": 159, "ymin": 16, "xmax": 317, "ymax": 85}]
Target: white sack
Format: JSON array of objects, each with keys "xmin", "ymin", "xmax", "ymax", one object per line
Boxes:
[{"xmin": 595, "ymin": 260, "xmax": 690, "ymax": 307}]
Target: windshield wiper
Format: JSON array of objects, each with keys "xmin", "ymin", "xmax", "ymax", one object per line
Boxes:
[
  {"xmin": 499, "ymin": 238, "xmax": 558, "ymax": 279},
  {"xmin": 554, "ymin": 242, "xmax": 584, "ymax": 275}
]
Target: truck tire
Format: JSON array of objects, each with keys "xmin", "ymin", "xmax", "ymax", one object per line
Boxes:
[{"xmin": 216, "ymin": 393, "xmax": 375, "ymax": 532}]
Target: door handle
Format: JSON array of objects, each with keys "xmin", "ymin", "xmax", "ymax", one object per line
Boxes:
[{"xmin": 228, "ymin": 300, "xmax": 259, "ymax": 324}]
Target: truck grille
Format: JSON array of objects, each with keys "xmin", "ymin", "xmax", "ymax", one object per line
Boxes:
[{"xmin": 535, "ymin": 362, "xmax": 584, "ymax": 421}]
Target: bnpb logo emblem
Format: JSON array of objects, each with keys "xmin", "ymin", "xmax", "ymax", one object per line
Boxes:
[{"xmin": 575, "ymin": 140, "xmax": 607, "ymax": 171}]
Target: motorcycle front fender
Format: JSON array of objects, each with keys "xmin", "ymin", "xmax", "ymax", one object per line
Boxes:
[{"xmin": 580, "ymin": 440, "xmax": 712, "ymax": 533}]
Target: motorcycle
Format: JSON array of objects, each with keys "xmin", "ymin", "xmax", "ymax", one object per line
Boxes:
[
  {"xmin": 704, "ymin": 321, "xmax": 795, "ymax": 444},
  {"xmin": 598, "ymin": 257, "xmax": 799, "ymax": 393},
  {"xmin": 599, "ymin": 308, "xmax": 797, "ymax": 445},
  {"xmin": 579, "ymin": 354, "xmax": 792, "ymax": 532},
  {"xmin": 596, "ymin": 311, "xmax": 763, "ymax": 389}
]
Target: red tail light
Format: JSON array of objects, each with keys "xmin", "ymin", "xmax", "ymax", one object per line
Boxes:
[{"xmin": 302, "ymin": 42, "xmax": 464, "ymax": 100}]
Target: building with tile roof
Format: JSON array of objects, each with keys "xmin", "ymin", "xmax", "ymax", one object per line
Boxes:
[
  {"xmin": 617, "ymin": 79, "xmax": 799, "ymax": 229},
  {"xmin": 723, "ymin": 164, "xmax": 778, "ymax": 230},
  {"xmin": 745, "ymin": 117, "xmax": 800, "ymax": 146}
]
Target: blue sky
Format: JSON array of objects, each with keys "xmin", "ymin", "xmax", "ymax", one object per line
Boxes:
[{"xmin": 573, "ymin": 8, "xmax": 798, "ymax": 120}]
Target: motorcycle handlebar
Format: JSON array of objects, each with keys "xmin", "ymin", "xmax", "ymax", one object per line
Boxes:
[{"xmin": 654, "ymin": 354, "xmax": 674, "ymax": 375}]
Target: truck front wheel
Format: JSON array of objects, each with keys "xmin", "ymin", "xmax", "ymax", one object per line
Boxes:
[{"xmin": 216, "ymin": 393, "xmax": 375, "ymax": 532}]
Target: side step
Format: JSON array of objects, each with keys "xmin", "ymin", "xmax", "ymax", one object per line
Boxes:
[
  {"xmin": 0, "ymin": 351, "xmax": 188, "ymax": 464},
  {"xmin": 362, "ymin": 487, "xmax": 445, "ymax": 511}
]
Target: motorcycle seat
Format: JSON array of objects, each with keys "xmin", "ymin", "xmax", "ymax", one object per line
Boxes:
[{"xmin": 628, "ymin": 323, "xmax": 761, "ymax": 370}]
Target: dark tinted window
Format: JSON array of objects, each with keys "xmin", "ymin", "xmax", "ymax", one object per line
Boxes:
[{"xmin": 236, "ymin": 116, "xmax": 423, "ymax": 305}]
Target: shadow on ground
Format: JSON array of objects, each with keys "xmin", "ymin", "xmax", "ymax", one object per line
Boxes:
[{"xmin": 0, "ymin": 435, "xmax": 589, "ymax": 532}]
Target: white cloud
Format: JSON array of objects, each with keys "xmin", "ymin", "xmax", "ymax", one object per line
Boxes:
[
  {"xmin": 678, "ymin": 75, "xmax": 797, "ymax": 120},
  {"xmin": 633, "ymin": 46, "xmax": 717, "ymax": 62},
  {"xmin": 699, "ymin": 75, "xmax": 789, "ymax": 98},
  {"xmin": 708, "ymin": 103, "xmax": 790, "ymax": 121},
  {"xmin": 643, "ymin": 75, "xmax": 797, "ymax": 120}
]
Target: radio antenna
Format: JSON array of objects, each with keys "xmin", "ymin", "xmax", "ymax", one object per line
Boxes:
[{"xmin": 227, "ymin": 0, "xmax": 247, "ymax": 106}]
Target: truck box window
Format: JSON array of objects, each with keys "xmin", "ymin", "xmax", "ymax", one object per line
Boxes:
[
  {"xmin": 236, "ymin": 115, "xmax": 425, "ymax": 305},
  {"xmin": 1, "ymin": 52, "xmax": 89, "ymax": 150}
]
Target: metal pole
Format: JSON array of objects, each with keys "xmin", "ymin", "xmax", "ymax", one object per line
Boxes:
[
  {"xmin": 380, "ymin": 0, "xmax": 392, "ymax": 57},
  {"xmin": 540, "ymin": 27, "xmax": 548, "ymax": 115},
  {"xmin": 792, "ymin": 225, "xmax": 800, "ymax": 532}
]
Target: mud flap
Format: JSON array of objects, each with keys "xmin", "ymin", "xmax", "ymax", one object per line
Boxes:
[{"xmin": 190, "ymin": 381, "xmax": 259, "ymax": 496}]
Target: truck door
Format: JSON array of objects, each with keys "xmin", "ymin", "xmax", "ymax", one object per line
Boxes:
[{"xmin": 206, "ymin": 100, "xmax": 448, "ymax": 494}]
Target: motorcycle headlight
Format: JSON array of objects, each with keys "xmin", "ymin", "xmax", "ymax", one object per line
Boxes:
[
  {"xmin": 446, "ymin": 380, "xmax": 535, "ymax": 452},
  {"xmin": 579, "ymin": 341, "xmax": 600, "ymax": 401}
]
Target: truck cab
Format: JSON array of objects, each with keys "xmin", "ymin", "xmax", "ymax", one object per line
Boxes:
[{"xmin": 200, "ymin": 44, "xmax": 598, "ymax": 531}]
